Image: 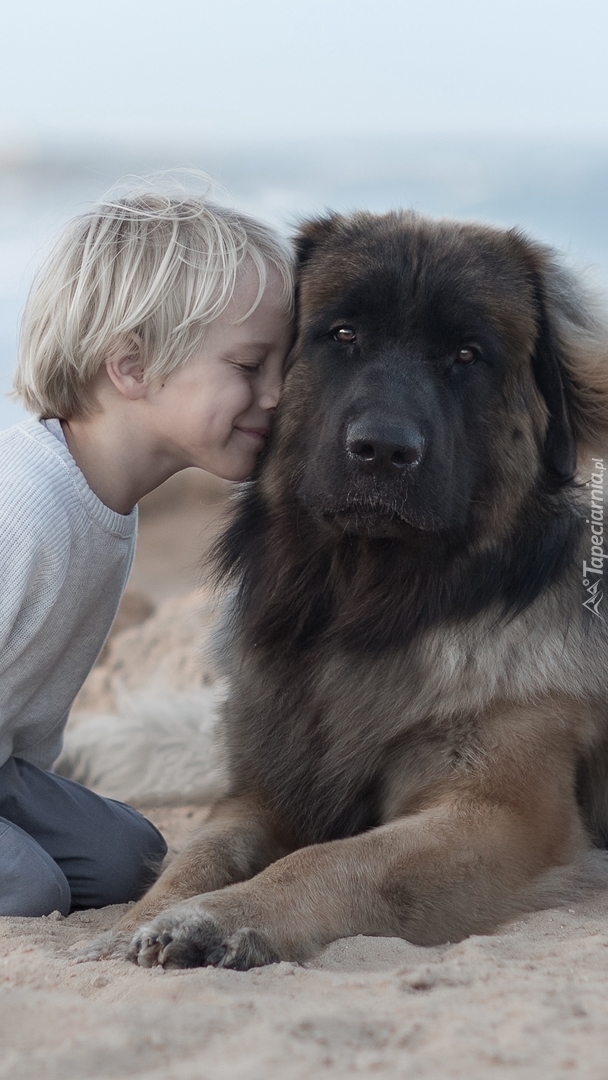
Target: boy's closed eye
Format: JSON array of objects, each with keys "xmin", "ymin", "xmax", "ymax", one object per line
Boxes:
[
  {"xmin": 225, "ymin": 346, "xmax": 275, "ymax": 375},
  {"xmin": 232, "ymin": 359, "xmax": 265, "ymax": 373}
]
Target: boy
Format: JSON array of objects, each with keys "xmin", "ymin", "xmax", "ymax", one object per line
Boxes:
[{"xmin": 0, "ymin": 188, "xmax": 294, "ymax": 916}]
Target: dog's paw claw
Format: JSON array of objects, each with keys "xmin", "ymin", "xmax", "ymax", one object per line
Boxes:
[
  {"xmin": 126, "ymin": 907, "xmax": 280, "ymax": 970},
  {"xmin": 127, "ymin": 927, "xmax": 162, "ymax": 967}
]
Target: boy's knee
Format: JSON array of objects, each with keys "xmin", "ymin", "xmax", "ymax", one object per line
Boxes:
[
  {"xmin": 78, "ymin": 808, "xmax": 167, "ymax": 909},
  {"xmin": 0, "ymin": 822, "xmax": 71, "ymax": 917},
  {"xmin": 102, "ymin": 812, "xmax": 167, "ymax": 907}
]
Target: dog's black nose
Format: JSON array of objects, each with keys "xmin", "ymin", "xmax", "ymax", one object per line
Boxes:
[{"xmin": 346, "ymin": 419, "xmax": 424, "ymax": 473}]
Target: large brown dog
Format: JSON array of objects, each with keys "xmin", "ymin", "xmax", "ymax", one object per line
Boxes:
[{"xmin": 92, "ymin": 211, "xmax": 608, "ymax": 969}]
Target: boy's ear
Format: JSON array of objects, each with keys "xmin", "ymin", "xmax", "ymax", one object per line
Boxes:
[{"xmin": 105, "ymin": 334, "xmax": 146, "ymax": 401}]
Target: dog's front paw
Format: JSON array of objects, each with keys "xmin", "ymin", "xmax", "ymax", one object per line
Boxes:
[{"xmin": 128, "ymin": 905, "xmax": 279, "ymax": 971}]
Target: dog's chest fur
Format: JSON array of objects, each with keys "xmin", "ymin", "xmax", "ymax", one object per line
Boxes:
[{"xmin": 223, "ymin": 583, "xmax": 608, "ymax": 846}]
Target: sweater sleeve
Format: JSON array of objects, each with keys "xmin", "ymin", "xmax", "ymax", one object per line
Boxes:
[{"xmin": 0, "ymin": 480, "xmax": 71, "ymax": 669}]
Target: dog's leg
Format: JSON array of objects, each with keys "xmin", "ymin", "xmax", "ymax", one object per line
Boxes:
[
  {"xmin": 126, "ymin": 712, "xmax": 588, "ymax": 969},
  {"xmin": 80, "ymin": 795, "xmax": 287, "ymax": 959},
  {"xmin": 127, "ymin": 794, "xmax": 582, "ymax": 969}
]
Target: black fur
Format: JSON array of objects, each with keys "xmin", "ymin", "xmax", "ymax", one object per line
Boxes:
[{"xmin": 529, "ymin": 272, "xmax": 577, "ymax": 480}]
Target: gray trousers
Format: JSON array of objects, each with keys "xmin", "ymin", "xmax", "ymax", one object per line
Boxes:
[{"xmin": 0, "ymin": 756, "xmax": 167, "ymax": 917}]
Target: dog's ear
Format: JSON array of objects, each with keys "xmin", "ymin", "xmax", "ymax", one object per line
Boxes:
[
  {"xmin": 529, "ymin": 270, "xmax": 577, "ymax": 482},
  {"xmin": 295, "ymin": 215, "xmax": 341, "ymax": 269}
]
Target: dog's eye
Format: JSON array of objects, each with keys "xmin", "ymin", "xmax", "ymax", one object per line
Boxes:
[
  {"xmin": 333, "ymin": 327, "xmax": 356, "ymax": 343},
  {"xmin": 455, "ymin": 347, "xmax": 477, "ymax": 365}
]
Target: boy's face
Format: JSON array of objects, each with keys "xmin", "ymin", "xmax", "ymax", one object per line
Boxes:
[{"xmin": 147, "ymin": 268, "xmax": 293, "ymax": 481}]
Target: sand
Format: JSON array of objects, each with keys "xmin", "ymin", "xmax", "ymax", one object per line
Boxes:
[
  {"xmin": 5, "ymin": 471, "xmax": 608, "ymax": 1079},
  {"xmin": 2, "ymin": 885, "xmax": 608, "ymax": 1079}
]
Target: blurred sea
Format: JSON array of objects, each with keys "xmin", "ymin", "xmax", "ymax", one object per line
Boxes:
[{"xmin": 2, "ymin": 133, "xmax": 608, "ymax": 430}]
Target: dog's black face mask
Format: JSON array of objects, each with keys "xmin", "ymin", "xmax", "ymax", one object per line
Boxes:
[
  {"xmin": 294, "ymin": 277, "xmax": 501, "ymax": 540},
  {"xmin": 278, "ymin": 213, "xmax": 575, "ymax": 544}
]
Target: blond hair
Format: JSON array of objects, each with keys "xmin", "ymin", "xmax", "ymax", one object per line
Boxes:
[{"xmin": 14, "ymin": 187, "xmax": 294, "ymax": 418}]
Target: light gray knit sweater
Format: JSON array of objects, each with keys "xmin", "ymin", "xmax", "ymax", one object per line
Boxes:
[{"xmin": 0, "ymin": 417, "xmax": 137, "ymax": 769}]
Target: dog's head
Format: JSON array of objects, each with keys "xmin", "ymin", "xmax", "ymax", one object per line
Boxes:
[{"xmin": 262, "ymin": 211, "xmax": 607, "ymax": 549}]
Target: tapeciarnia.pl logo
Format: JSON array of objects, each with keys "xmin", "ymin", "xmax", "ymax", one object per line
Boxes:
[{"xmin": 582, "ymin": 457, "xmax": 606, "ymax": 618}]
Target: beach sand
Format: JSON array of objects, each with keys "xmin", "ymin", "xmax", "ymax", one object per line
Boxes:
[
  {"xmin": 2, "ymin": 884, "xmax": 608, "ymax": 1079},
  {"xmin": 3, "ymin": 470, "xmax": 608, "ymax": 1080}
]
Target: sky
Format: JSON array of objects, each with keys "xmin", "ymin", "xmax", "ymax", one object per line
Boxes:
[
  {"xmin": 1, "ymin": 0, "xmax": 608, "ymax": 146},
  {"xmin": 1, "ymin": 0, "xmax": 608, "ymax": 433}
]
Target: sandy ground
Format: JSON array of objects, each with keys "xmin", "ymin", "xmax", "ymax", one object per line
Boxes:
[
  {"xmin": 2, "ymin": 887, "xmax": 608, "ymax": 1080},
  {"xmin": 129, "ymin": 469, "xmax": 232, "ymax": 604},
  {"xmin": 4, "ymin": 471, "xmax": 608, "ymax": 1079}
]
